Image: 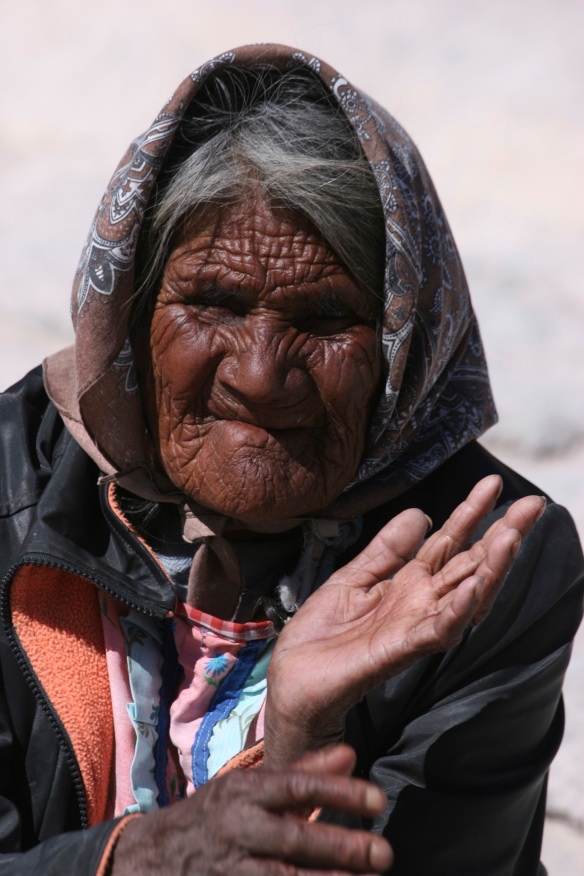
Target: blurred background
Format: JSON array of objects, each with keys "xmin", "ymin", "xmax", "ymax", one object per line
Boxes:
[{"xmin": 1, "ymin": 0, "xmax": 583, "ymax": 869}]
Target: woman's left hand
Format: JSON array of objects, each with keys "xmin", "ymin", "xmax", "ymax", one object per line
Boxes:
[{"xmin": 264, "ymin": 475, "xmax": 546, "ymax": 769}]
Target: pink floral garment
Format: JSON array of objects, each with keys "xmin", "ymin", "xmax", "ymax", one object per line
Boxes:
[{"xmin": 100, "ymin": 594, "xmax": 276, "ymax": 815}]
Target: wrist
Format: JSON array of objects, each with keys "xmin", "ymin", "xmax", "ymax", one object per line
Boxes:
[{"xmin": 263, "ymin": 689, "xmax": 345, "ymax": 770}]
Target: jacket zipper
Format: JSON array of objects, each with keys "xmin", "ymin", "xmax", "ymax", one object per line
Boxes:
[
  {"xmin": 0, "ymin": 554, "xmax": 168, "ymax": 830},
  {"xmin": 99, "ymin": 482, "xmax": 177, "ymax": 600}
]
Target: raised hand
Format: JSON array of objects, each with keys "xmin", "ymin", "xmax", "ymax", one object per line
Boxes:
[
  {"xmin": 265, "ymin": 475, "xmax": 546, "ymax": 768},
  {"xmin": 111, "ymin": 745, "xmax": 392, "ymax": 875}
]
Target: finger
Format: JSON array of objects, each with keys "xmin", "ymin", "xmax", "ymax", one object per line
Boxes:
[
  {"xmin": 470, "ymin": 525, "xmax": 524, "ymax": 623},
  {"xmin": 404, "ymin": 524, "xmax": 527, "ymax": 655},
  {"xmin": 291, "ymin": 744, "xmax": 357, "ymax": 778},
  {"xmin": 333, "ymin": 508, "xmax": 431, "ymax": 588},
  {"xmin": 432, "ymin": 494, "xmax": 546, "ymax": 597},
  {"xmin": 431, "ymin": 575, "xmax": 481, "ymax": 647},
  {"xmin": 480, "ymin": 494, "xmax": 546, "ymax": 544},
  {"xmin": 246, "ymin": 813, "xmax": 393, "ymax": 874},
  {"xmin": 455, "ymin": 494, "xmax": 545, "ymax": 569},
  {"xmin": 416, "ymin": 475, "xmax": 503, "ymax": 574},
  {"xmin": 431, "ymin": 527, "xmax": 520, "ymax": 644},
  {"xmin": 240, "ymin": 860, "xmax": 387, "ymax": 876},
  {"xmin": 253, "ymin": 770, "xmax": 387, "ymax": 819},
  {"xmin": 397, "ymin": 574, "xmax": 480, "ymax": 657}
]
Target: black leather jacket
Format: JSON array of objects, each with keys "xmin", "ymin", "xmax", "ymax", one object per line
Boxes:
[{"xmin": 1, "ymin": 368, "xmax": 582, "ymax": 875}]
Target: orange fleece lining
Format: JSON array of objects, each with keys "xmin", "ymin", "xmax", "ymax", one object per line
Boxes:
[
  {"xmin": 95, "ymin": 813, "xmax": 143, "ymax": 876},
  {"xmin": 216, "ymin": 740, "xmax": 265, "ymax": 777},
  {"xmin": 107, "ymin": 482, "xmax": 173, "ymax": 589},
  {"xmin": 10, "ymin": 566, "xmax": 318, "ymax": 836},
  {"xmin": 11, "ymin": 564, "xmax": 114, "ymax": 826}
]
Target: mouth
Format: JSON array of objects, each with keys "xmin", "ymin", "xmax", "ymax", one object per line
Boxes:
[
  {"xmin": 206, "ymin": 402, "xmax": 320, "ymax": 433},
  {"xmin": 205, "ymin": 419, "xmax": 322, "ymax": 460},
  {"xmin": 212, "ymin": 419, "xmax": 306, "ymax": 440}
]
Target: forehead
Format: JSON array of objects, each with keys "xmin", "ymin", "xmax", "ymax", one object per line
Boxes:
[{"xmin": 166, "ymin": 200, "xmax": 354, "ymax": 294}]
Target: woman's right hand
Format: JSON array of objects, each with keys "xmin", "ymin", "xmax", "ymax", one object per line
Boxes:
[{"xmin": 110, "ymin": 745, "xmax": 392, "ymax": 875}]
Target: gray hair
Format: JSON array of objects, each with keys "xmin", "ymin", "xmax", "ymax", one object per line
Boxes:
[{"xmin": 133, "ymin": 65, "xmax": 385, "ymax": 325}]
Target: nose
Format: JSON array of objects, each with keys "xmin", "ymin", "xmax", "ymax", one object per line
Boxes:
[{"xmin": 216, "ymin": 324, "xmax": 304, "ymax": 406}]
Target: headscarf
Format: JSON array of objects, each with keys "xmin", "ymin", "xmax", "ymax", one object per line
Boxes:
[{"xmin": 44, "ymin": 43, "xmax": 496, "ymax": 532}]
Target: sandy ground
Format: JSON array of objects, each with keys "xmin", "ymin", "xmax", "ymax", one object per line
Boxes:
[{"xmin": 1, "ymin": 0, "xmax": 583, "ymax": 870}]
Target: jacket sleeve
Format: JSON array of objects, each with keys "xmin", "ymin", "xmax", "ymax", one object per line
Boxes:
[
  {"xmin": 0, "ymin": 638, "xmax": 145, "ymax": 876},
  {"xmin": 351, "ymin": 503, "xmax": 584, "ymax": 876},
  {"xmin": 0, "ymin": 822, "xmax": 125, "ymax": 876}
]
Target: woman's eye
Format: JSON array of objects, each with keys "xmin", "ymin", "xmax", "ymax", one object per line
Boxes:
[
  {"xmin": 296, "ymin": 311, "xmax": 358, "ymax": 335},
  {"xmin": 185, "ymin": 297, "xmax": 246, "ymax": 318}
]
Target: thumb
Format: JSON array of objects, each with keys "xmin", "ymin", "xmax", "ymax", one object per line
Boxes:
[{"xmin": 335, "ymin": 509, "xmax": 431, "ymax": 588}]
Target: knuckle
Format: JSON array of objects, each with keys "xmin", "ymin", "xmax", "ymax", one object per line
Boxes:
[
  {"xmin": 334, "ymin": 829, "xmax": 369, "ymax": 869},
  {"xmin": 204, "ymin": 774, "xmax": 237, "ymax": 806},
  {"xmin": 277, "ymin": 818, "xmax": 305, "ymax": 858},
  {"xmin": 285, "ymin": 770, "xmax": 314, "ymax": 805},
  {"xmin": 227, "ymin": 766, "xmax": 263, "ymax": 795},
  {"xmin": 445, "ymin": 532, "xmax": 466, "ymax": 553}
]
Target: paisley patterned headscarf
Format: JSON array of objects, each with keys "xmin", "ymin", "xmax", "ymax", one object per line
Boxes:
[{"xmin": 44, "ymin": 43, "xmax": 497, "ymax": 522}]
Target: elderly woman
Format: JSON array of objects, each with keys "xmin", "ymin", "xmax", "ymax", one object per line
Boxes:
[{"xmin": 0, "ymin": 44, "xmax": 582, "ymax": 876}]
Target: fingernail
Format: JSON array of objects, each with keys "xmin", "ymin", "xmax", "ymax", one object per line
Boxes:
[
  {"xmin": 495, "ymin": 477, "xmax": 504, "ymax": 499},
  {"xmin": 511, "ymin": 538, "xmax": 521, "ymax": 558},
  {"xmin": 424, "ymin": 514, "xmax": 433, "ymax": 532},
  {"xmin": 535, "ymin": 497, "xmax": 547, "ymax": 522},
  {"xmin": 365, "ymin": 785, "xmax": 386, "ymax": 811},
  {"xmin": 369, "ymin": 837, "xmax": 392, "ymax": 871}
]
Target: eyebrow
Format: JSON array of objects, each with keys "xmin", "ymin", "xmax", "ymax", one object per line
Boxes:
[
  {"xmin": 184, "ymin": 275, "xmax": 379, "ymax": 320},
  {"xmin": 195, "ymin": 281, "xmax": 364, "ymax": 310}
]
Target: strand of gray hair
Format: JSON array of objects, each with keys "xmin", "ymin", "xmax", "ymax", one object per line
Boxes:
[{"xmin": 133, "ymin": 65, "xmax": 385, "ymax": 327}]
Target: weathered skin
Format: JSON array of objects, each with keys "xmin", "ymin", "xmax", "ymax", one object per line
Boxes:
[
  {"xmin": 141, "ymin": 199, "xmax": 381, "ymax": 524},
  {"xmin": 118, "ymin": 203, "xmax": 546, "ymax": 874},
  {"xmin": 112, "ymin": 746, "xmax": 393, "ymax": 876}
]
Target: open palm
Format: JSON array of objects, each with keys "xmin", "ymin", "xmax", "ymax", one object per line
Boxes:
[{"xmin": 265, "ymin": 475, "xmax": 545, "ymax": 767}]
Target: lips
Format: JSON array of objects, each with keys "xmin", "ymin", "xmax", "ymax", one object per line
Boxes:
[
  {"xmin": 207, "ymin": 419, "xmax": 321, "ymax": 466},
  {"xmin": 206, "ymin": 392, "xmax": 321, "ymax": 431}
]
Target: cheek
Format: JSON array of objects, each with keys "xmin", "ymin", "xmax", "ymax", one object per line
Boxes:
[
  {"xmin": 150, "ymin": 308, "xmax": 218, "ymax": 411},
  {"xmin": 312, "ymin": 330, "xmax": 381, "ymax": 427}
]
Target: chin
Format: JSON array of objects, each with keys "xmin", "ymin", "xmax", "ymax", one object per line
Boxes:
[
  {"xmin": 181, "ymin": 466, "xmax": 346, "ymax": 524},
  {"xmin": 160, "ymin": 426, "xmax": 358, "ymax": 523},
  {"xmin": 188, "ymin": 485, "xmax": 329, "ymax": 525}
]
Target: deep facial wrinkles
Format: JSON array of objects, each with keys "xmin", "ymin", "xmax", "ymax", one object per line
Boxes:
[{"xmin": 142, "ymin": 200, "xmax": 382, "ymax": 522}]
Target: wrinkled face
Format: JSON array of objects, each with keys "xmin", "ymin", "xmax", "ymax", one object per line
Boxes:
[{"xmin": 142, "ymin": 200, "xmax": 381, "ymax": 523}]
